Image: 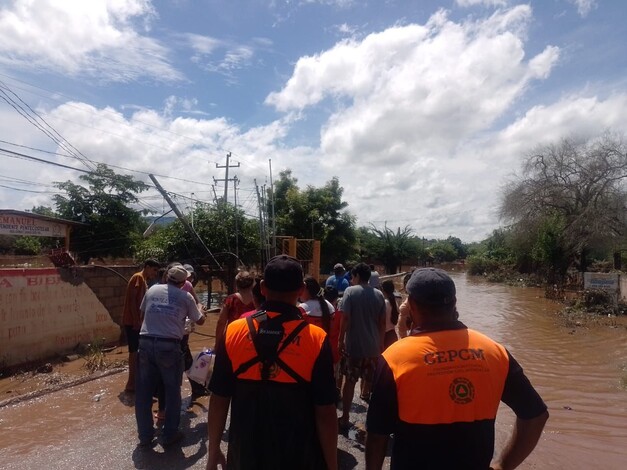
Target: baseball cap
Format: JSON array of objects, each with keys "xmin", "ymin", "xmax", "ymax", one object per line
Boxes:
[
  {"xmin": 333, "ymin": 263, "xmax": 345, "ymax": 271},
  {"xmin": 167, "ymin": 265, "xmax": 189, "ymax": 283},
  {"xmin": 406, "ymin": 268, "xmax": 456, "ymax": 305},
  {"xmin": 264, "ymin": 255, "xmax": 304, "ymax": 292},
  {"xmin": 183, "ymin": 264, "xmax": 195, "ymax": 278}
]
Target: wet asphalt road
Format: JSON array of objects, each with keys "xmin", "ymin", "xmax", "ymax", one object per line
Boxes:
[{"xmin": 0, "ymin": 369, "xmax": 384, "ymax": 470}]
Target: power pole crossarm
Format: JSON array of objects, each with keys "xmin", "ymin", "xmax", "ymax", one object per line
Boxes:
[{"xmin": 215, "ymin": 152, "xmax": 239, "ymax": 203}]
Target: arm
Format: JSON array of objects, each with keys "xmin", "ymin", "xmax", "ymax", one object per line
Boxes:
[
  {"xmin": 195, "ymin": 311, "xmax": 206, "ymax": 326},
  {"xmin": 495, "ymin": 352, "xmax": 549, "ymax": 469},
  {"xmin": 214, "ymin": 303, "xmax": 230, "ymax": 345},
  {"xmin": 339, "ymin": 310, "xmax": 349, "ymax": 356},
  {"xmin": 365, "ymin": 433, "xmax": 389, "ymax": 470},
  {"xmin": 397, "ymin": 300, "xmax": 410, "ymax": 338},
  {"xmin": 378, "ymin": 306, "xmax": 386, "ymax": 353},
  {"xmin": 189, "ymin": 285, "xmax": 201, "ymax": 304},
  {"xmin": 314, "ymin": 404, "xmax": 338, "ymax": 470},
  {"xmin": 490, "ymin": 411, "xmax": 549, "ymax": 470},
  {"xmin": 206, "ymin": 394, "xmax": 230, "ymax": 470},
  {"xmin": 131, "ymin": 278, "xmax": 147, "ymax": 329}
]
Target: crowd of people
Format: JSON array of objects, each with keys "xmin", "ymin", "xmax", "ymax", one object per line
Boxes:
[{"xmin": 123, "ymin": 257, "xmax": 548, "ymax": 469}]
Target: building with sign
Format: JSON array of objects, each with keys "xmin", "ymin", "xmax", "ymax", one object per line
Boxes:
[{"xmin": 0, "ymin": 209, "xmax": 84, "ymax": 251}]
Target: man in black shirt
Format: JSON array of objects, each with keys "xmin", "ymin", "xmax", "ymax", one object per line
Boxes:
[{"xmin": 365, "ymin": 268, "xmax": 549, "ymax": 470}]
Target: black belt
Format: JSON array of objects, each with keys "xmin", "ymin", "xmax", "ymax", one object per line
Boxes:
[{"xmin": 140, "ymin": 335, "xmax": 180, "ymax": 343}]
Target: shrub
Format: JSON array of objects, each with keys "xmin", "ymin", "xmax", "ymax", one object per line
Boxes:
[{"xmin": 466, "ymin": 255, "xmax": 500, "ymax": 276}]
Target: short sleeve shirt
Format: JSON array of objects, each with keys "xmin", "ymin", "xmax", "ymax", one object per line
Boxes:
[{"xmin": 139, "ymin": 283, "xmax": 203, "ymax": 339}]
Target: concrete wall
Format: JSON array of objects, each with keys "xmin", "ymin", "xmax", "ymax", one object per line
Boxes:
[{"xmin": 0, "ymin": 265, "xmax": 138, "ymax": 370}]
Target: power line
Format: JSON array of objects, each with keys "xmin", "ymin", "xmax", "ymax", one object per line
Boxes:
[
  {"xmin": 0, "ymin": 73, "xmax": 275, "ymax": 176},
  {"xmin": 0, "ymin": 141, "xmax": 218, "ymax": 188},
  {"xmin": 0, "ymin": 80, "xmax": 97, "ymax": 172}
]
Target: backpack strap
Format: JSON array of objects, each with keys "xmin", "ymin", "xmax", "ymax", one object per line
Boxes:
[
  {"xmin": 232, "ymin": 314, "xmax": 264, "ymax": 377},
  {"xmin": 233, "ymin": 314, "xmax": 309, "ymax": 383},
  {"xmin": 273, "ymin": 320, "xmax": 309, "ymax": 384}
]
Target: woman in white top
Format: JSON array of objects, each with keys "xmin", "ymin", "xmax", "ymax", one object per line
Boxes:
[{"xmin": 381, "ymin": 279, "xmax": 399, "ymax": 350}]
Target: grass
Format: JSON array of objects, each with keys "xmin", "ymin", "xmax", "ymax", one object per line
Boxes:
[{"xmin": 83, "ymin": 339, "xmax": 108, "ymax": 373}]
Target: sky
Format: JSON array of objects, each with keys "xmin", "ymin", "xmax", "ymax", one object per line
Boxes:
[{"xmin": 0, "ymin": 0, "xmax": 625, "ymax": 242}]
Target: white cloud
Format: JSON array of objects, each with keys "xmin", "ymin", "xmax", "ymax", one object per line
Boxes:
[
  {"xmin": 267, "ymin": 5, "xmax": 555, "ymax": 169},
  {"xmin": 183, "ymin": 32, "xmax": 256, "ymax": 82},
  {"xmin": 0, "ymin": 0, "xmax": 181, "ymax": 82},
  {"xmin": 568, "ymin": 0, "xmax": 597, "ymax": 18},
  {"xmin": 263, "ymin": 6, "xmax": 627, "ymax": 241},
  {"xmin": 456, "ymin": 0, "xmax": 508, "ymax": 7},
  {"xmin": 1, "ymin": 2, "xmax": 623, "ymax": 244}
]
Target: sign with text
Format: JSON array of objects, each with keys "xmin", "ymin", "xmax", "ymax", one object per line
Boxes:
[
  {"xmin": 0, "ymin": 214, "xmax": 66, "ymax": 237},
  {"xmin": 583, "ymin": 272, "xmax": 619, "ymax": 292},
  {"xmin": 0, "ymin": 268, "xmax": 119, "ymax": 368}
]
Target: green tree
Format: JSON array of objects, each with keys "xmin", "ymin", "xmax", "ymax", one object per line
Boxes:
[
  {"xmin": 30, "ymin": 205, "xmax": 57, "ymax": 217},
  {"xmin": 369, "ymin": 224, "xmax": 419, "ymax": 274},
  {"xmin": 54, "ymin": 164, "xmax": 150, "ymax": 264},
  {"xmin": 269, "ymin": 170, "xmax": 357, "ymax": 269},
  {"xmin": 429, "ymin": 240, "xmax": 458, "ymax": 263},
  {"xmin": 13, "ymin": 236, "xmax": 42, "ymax": 255},
  {"xmin": 136, "ymin": 202, "xmax": 260, "ymax": 268},
  {"xmin": 445, "ymin": 236, "xmax": 468, "ymax": 259},
  {"xmin": 500, "ymin": 134, "xmax": 627, "ymax": 279},
  {"xmin": 530, "ymin": 214, "xmax": 568, "ymax": 282}
]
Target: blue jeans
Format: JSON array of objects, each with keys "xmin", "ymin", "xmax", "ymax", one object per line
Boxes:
[{"xmin": 135, "ymin": 337, "xmax": 183, "ymax": 443}]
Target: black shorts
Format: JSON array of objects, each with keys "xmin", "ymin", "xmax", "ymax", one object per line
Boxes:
[{"xmin": 124, "ymin": 326, "xmax": 140, "ymax": 353}]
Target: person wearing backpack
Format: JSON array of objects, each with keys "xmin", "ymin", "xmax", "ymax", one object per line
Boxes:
[{"xmin": 206, "ymin": 255, "xmax": 338, "ymax": 470}]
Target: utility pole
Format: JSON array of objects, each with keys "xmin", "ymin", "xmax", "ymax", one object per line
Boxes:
[
  {"xmin": 214, "ymin": 152, "xmax": 239, "ymax": 204},
  {"xmin": 233, "ymin": 175, "xmax": 239, "ymax": 260},
  {"xmin": 269, "ymin": 159, "xmax": 276, "ymax": 257},
  {"xmin": 255, "ymin": 179, "xmax": 267, "ymax": 266},
  {"xmin": 190, "ymin": 192, "xmax": 195, "ymax": 229},
  {"xmin": 149, "ymin": 174, "xmax": 220, "ymax": 269}
]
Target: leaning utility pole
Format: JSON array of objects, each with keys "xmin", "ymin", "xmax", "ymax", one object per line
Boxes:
[
  {"xmin": 214, "ymin": 152, "xmax": 239, "ymax": 204},
  {"xmin": 149, "ymin": 174, "xmax": 221, "ymax": 269}
]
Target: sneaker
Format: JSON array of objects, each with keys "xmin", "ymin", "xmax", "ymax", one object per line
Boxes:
[{"xmin": 162, "ymin": 431, "xmax": 184, "ymax": 448}]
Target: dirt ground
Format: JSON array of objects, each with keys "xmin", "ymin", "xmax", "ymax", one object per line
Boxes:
[{"xmin": 0, "ymin": 309, "xmax": 221, "ymax": 408}]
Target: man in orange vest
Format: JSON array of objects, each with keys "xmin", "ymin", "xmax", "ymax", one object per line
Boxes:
[
  {"xmin": 206, "ymin": 255, "xmax": 338, "ymax": 470},
  {"xmin": 365, "ymin": 268, "xmax": 549, "ymax": 470}
]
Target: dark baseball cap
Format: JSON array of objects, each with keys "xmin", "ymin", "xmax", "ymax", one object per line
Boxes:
[
  {"xmin": 406, "ymin": 268, "xmax": 456, "ymax": 305},
  {"xmin": 263, "ymin": 255, "xmax": 304, "ymax": 292}
]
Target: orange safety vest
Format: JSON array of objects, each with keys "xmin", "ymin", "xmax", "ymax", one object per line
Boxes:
[
  {"xmin": 225, "ymin": 310, "xmax": 328, "ymax": 384},
  {"xmin": 383, "ymin": 328, "xmax": 510, "ymax": 425}
]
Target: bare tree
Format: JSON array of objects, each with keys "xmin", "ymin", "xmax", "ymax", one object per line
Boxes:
[{"xmin": 500, "ymin": 133, "xmax": 627, "ymax": 277}]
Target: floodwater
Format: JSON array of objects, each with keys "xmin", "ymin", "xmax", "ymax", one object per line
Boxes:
[
  {"xmin": 0, "ymin": 272, "xmax": 626, "ymax": 469},
  {"xmin": 451, "ymin": 271, "xmax": 627, "ymax": 469}
]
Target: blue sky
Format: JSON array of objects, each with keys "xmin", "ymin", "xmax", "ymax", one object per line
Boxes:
[{"xmin": 0, "ymin": 0, "xmax": 625, "ymax": 242}]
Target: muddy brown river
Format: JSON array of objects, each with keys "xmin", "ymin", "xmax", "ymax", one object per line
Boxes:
[
  {"xmin": 450, "ymin": 271, "xmax": 627, "ymax": 469},
  {"xmin": 0, "ymin": 271, "xmax": 625, "ymax": 469}
]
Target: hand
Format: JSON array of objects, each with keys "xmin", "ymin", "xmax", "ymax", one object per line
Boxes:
[{"xmin": 206, "ymin": 449, "xmax": 226, "ymax": 470}]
